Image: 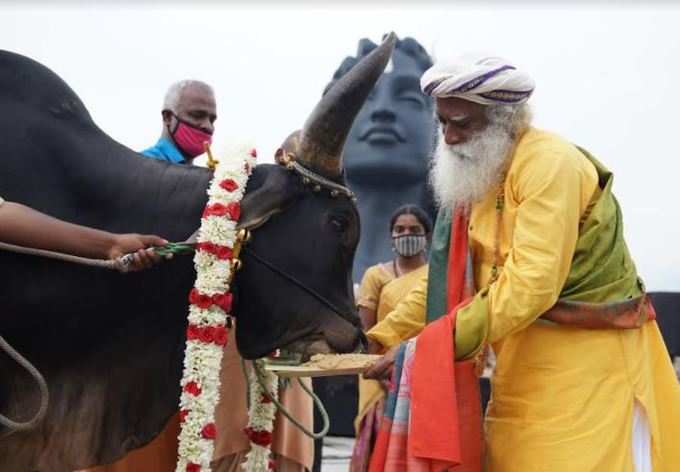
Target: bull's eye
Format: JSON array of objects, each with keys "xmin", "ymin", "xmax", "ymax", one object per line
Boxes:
[{"xmin": 329, "ymin": 215, "xmax": 348, "ymax": 233}]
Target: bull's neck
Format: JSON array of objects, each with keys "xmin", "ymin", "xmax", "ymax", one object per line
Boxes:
[{"xmin": 74, "ymin": 134, "xmax": 213, "ymax": 242}]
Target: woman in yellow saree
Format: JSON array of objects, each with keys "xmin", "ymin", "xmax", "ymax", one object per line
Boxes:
[{"xmin": 350, "ymin": 205, "xmax": 432, "ymax": 472}]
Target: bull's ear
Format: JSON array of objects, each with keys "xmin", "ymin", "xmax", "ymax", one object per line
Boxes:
[{"xmin": 236, "ymin": 166, "xmax": 300, "ymax": 230}]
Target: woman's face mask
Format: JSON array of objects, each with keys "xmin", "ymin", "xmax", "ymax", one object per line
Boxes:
[{"xmin": 393, "ymin": 234, "xmax": 427, "ymax": 257}]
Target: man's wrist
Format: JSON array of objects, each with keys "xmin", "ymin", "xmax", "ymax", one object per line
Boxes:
[{"xmin": 366, "ymin": 335, "xmax": 384, "ymax": 354}]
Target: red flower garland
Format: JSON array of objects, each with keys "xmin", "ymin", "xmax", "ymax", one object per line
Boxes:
[
  {"xmin": 260, "ymin": 392, "xmax": 273, "ymax": 404},
  {"xmin": 195, "ymin": 242, "xmax": 233, "ymax": 260},
  {"xmin": 186, "ymin": 324, "xmax": 229, "ymax": 346},
  {"xmin": 177, "ymin": 146, "xmax": 256, "ymax": 472},
  {"xmin": 202, "ymin": 202, "xmax": 240, "ymax": 220},
  {"xmin": 201, "ymin": 423, "xmax": 217, "ymax": 439},
  {"xmin": 183, "ymin": 381, "xmax": 202, "ymax": 396},
  {"xmin": 219, "ymin": 179, "xmax": 239, "ymax": 192},
  {"xmin": 243, "ymin": 426, "xmax": 273, "ymax": 447},
  {"xmin": 188, "ymin": 288, "xmax": 233, "ymax": 312}
]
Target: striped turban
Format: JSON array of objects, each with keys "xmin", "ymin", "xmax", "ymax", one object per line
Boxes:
[{"xmin": 420, "ymin": 55, "xmax": 535, "ymax": 105}]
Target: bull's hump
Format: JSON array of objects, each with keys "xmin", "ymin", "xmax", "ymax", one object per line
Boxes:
[{"xmin": 0, "ymin": 49, "xmax": 93, "ymax": 124}]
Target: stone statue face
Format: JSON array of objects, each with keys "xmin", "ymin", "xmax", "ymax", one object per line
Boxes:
[{"xmin": 342, "ymin": 48, "xmax": 435, "ymax": 185}]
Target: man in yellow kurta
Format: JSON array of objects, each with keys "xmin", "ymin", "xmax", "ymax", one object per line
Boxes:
[{"xmin": 364, "ymin": 55, "xmax": 680, "ymax": 471}]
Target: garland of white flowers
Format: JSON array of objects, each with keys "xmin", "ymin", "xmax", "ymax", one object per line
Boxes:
[
  {"xmin": 242, "ymin": 360, "xmax": 279, "ymax": 471},
  {"xmin": 175, "ymin": 145, "xmax": 258, "ymax": 472}
]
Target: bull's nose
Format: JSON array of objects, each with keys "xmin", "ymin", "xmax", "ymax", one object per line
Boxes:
[{"xmin": 323, "ymin": 314, "xmax": 366, "ymax": 353}]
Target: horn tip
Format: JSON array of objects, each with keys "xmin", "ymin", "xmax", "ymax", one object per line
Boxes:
[{"xmin": 384, "ymin": 32, "xmax": 397, "ymax": 44}]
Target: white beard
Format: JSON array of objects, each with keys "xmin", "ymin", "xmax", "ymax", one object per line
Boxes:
[{"xmin": 430, "ymin": 124, "xmax": 514, "ymax": 209}]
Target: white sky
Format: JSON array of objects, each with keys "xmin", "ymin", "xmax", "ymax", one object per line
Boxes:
[{"xmin": 2, "ymin": 3, "xmax": 678, "ymax": 290}]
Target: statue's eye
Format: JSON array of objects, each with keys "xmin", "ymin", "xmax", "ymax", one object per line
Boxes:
[{"xmin": 398, "ymin": 91, "xmax": 425, "ymax": 107}]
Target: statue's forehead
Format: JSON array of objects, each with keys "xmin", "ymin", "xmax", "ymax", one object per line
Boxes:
[
  {"xmin": 385, "ymin": 48, "xmax": 423, "ymax": 74},
  {"xmin": 373, "ymin": 51, "xmax": 424, "ymax": 89}
]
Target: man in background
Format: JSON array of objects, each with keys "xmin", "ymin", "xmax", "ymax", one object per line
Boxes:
[{"xmin": 142, "ymin": 80, "xmax": 216, "ymax": 164}]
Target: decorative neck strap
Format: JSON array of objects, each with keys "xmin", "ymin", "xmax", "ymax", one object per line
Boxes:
[{"xmin": 279, "ymin": 153, "xmax": 355, "ymax": 200}]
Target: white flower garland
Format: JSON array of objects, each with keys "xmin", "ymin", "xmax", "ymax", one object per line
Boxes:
[
  {"xmin": 242, "ymin": 360, "xmax": 279, "ymax": 471},
  {"xmin": 176, "ymin": 145, "xmax": 257, "ymax": 472}
]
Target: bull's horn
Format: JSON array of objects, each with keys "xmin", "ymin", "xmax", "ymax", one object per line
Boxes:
[{"xmin": 298, "ymin": 32, "xmax": 397, "ymax": 180}]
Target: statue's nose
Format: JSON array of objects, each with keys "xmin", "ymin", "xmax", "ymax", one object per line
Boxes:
[{"xmin": 370, "ymin": 105, "xmax": 396, "ymax": 123}]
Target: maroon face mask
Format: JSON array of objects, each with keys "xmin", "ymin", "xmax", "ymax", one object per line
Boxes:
[{"xmin": 170, "ymin": 115, "xmax": 213, "ymax": 158}]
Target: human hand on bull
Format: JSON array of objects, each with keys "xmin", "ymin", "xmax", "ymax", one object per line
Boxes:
[{"xmin": 109, "ymin": 234, "xmax": 170, "ymax": 272}]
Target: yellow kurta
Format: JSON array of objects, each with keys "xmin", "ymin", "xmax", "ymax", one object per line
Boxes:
[{"xmin": 367, "ymin": 127, "xmax": 680, "ymax": 471}]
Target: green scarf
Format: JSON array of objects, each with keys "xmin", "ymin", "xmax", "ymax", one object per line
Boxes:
[{"xmin": 426, "ymin": 148, "xmax": 642, "ymax": 326}]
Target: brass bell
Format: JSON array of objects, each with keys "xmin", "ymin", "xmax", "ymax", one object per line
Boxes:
[{"xmin": 237, "ymin": 228, "xmax": 251, "ymax": 242}]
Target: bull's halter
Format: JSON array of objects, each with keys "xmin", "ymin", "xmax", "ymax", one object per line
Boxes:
[
  {"xmin": 277, "ymin": 151, "xmax": 355, "ymax": 200},
  {"xmin": 210, "ymin": 142, "xmax": 355, "ymax": 200},
  {"xmin": 223, "ymin": 155, "xmax": 358, "ymax": 441},
  {"xmin": 161, "ymin": 152, "xmax": 357, "ymax": 322},
  {"xmin": 235, "ymin": 154, "xmax": 358, "ymax": 322}
]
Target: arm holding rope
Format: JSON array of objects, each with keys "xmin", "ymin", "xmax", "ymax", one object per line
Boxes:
[{"xmin": 0, "ymin": 198, "xmax": 168, "ymax": 271}]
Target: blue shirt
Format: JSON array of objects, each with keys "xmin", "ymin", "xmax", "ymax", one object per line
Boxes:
[{"xmin": 141, "ymin": 137, "xmax": 186, "ymax": 164}]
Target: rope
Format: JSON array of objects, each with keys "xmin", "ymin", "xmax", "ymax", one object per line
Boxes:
[
  {"xmin": 0, "ymin": 241, "xmax": 196, "ymax": 272},
  {"xmin": 0, "ymin": 241, "xmax": 118, "ymax": 269},
  {"xmin": 251, "ymin": 360, "xmax": 330, "ymax": 440},
  {"xmin": 0, "ymin": 154, "xmax": 345, "ymax": 437},
  {"xmin": 241, "ymin": 357, "xmax": 251, "ymax": 409},
  {"xmin": 241, "ymin": 247, "xmax": 350, "ymax": 321},
  {"xmin": 0, "ymin": 334, "xmax": 49, "ymax": 435}
]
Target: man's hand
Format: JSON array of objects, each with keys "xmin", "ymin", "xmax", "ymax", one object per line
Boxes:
[
  {"xmin": 109, "ymin": 234, "xmax": 169, "ymax": 272},
  {"xmin": 363, "ymin": 345, "xmax": 399, "ymax": 381},
  {"xmin": 366, "ymin": 337, "xmax": 383, "ymax": 354}
]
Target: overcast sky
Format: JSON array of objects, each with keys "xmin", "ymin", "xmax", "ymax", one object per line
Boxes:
[{"xmin": 2, "ymin": 3, "xmax": 678, "ymax": 290}]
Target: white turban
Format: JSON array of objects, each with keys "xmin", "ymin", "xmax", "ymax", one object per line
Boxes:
[{"xmin": 420, "ymin": 55, "xmax": 535, "ymax": 105}]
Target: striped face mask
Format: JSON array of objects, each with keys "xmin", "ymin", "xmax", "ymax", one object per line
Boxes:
[{"xmin": 393, "ymin": 234, "xmax": 427, "ymax": 257}]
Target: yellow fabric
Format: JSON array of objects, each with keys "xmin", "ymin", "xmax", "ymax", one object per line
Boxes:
[
  {"xmin": 356, "ymin": 264, "xmax": 428, "ymax": 432},
  {"xmin": 357, "ymin": 263, "xmax": 395, "ymax": 312},
  {"xmin": 365, "ymin": 272, "xmax": 428, "ymax": 349},
  {"xmin": 476, "ymin": 128, "xmax": 680, "ymax": 470},
  {"xmin": 368, "ymin": 127, "xmax": 600, "ymax": 350},
  {"xmin": 368, "ymin": 128, "xmax": 680, "ymax": 470}
]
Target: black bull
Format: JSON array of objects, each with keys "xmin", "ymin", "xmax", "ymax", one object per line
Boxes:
[{"xmin": 0, "ymin": 34, "xmax": 396, "ymax": 471}]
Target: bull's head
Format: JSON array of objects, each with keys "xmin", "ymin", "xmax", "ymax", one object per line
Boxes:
[{"xmin": 233, "ymin": 33, "xmax": 397, "ymax": 360}]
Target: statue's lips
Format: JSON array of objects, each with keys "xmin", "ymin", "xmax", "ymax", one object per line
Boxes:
[{"xmin": 360, "ymin": 126, "xmax": 405, "ymax": 144}]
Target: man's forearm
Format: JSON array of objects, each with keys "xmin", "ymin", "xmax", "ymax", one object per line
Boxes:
[
  {"xmin": 0, "ymin": 202, "xmax": 116, "ymax": 259},
  {"xmin": 366, "ymin": 274, "xmax": 428, "ymax": 350}
]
